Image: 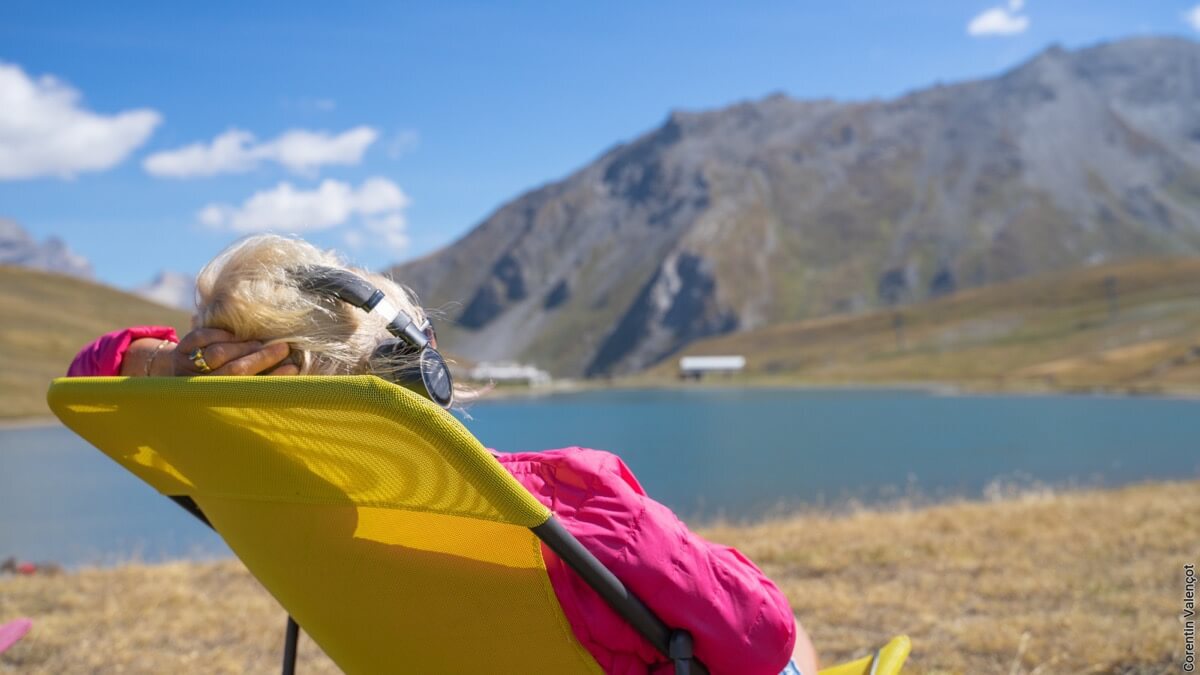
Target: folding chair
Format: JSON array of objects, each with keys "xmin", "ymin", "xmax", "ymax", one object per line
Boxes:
[{"xmin": 48, "ymin": 375, "xmax": 909, "ymax": 674}]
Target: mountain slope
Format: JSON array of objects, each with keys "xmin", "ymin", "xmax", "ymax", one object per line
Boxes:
[
  {"xmin": 0, "ymin": 266, "xmax": 190, "ymax": 419},
  {"xmin": 655, "ymin": 256, "xmax": 1200, "ymax": 392},
  {"xmin": 395, "ymin": 36, "xmax": 1200, "ymax": 377}
]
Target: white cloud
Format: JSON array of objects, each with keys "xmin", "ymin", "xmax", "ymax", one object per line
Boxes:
[
  {"xmin": 364, "ymin": 212, "xmax": 410, "ymax": 252},
  {"xmin": 0, "ymin": 62, "xmax": 161, "ymax": 180},
  {"xmin": 353, "ymin": 176, "xmax": 408, "ymax": 213},
  {"xmin": 144, "ymin": 129, "xmax": 259, "ymax": 177},
  {"xmin": 144, "ymin": 125, "xmax": 379, "ymax": 178},
  {"xmin": 269, "ymin": 127, "xmax": 379, "ymax": 174},
  {"xmin": 967, "ymin": 1, "xmax": 1030, "ymax": 37},
  {"xmin": 198, "ymin": 176, "xmax": 410, "ymax": 251},
  {"xmin": 1186, "ymin": 4, "xmax": 1200, "ymax": 31}
]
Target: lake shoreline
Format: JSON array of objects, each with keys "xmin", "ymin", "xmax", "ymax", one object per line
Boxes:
[
  {"xmin": 458, "ymin": 374, "xmax": 1200, "ymax": 403},
  {"xmin": 0, "ymin": 416, "xmax": 58, "ymax": 431},
  {"xmin": 6, "ymin": 376, "xmax": 1198, "ymax": 426}
]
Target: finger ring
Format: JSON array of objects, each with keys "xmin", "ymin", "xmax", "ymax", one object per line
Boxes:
[{"xmin": 189, "ymin": 347, "xmax": 213, "ymax": 374}]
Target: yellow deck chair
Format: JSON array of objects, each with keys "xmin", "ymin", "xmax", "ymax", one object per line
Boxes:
[
  {"xmin": 48, "ymin": 375, "xmax": 909, "ymax": 674},
  {"xmin": 818, "ymin": 636, "xmax": 910, "ymax": 675}
]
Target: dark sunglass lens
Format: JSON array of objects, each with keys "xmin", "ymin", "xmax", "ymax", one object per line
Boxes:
[{"xmin": 420, "ymin": 350, "xmax": 453, "ymax": 407}]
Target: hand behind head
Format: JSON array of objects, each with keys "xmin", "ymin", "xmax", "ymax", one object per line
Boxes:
[{"xmin": 173, "ymin": 329, "xmax": 296, "ymax": 376}]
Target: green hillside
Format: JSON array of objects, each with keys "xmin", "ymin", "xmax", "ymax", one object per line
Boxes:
[
  {"xmin": 0, "ymin": 266, "xmax": 191, "ymax": 419},
  {"xmin": 652, "ymin": 257, "xmax": 1200, "ymax": 393}
]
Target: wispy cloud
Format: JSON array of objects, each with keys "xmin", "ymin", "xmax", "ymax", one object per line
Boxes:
[
  {"xmin": 144, "ymin": 126, "xmax": 378, "ymax": 178},
  {"xmin": 967, "ymin": 0, "xmax": 1030, "ymax": 37},
  {"xmin": 387, "ymin": 129, "xmax": 420, "ymax": 159},
  {"xmin": 362, "ymin": 212, "xmax": 410, "ymax": 252},
  {"xmin": 309, "ymin": 98, "xmax": 337, "ymax": 112},
  {"xmin": 281, "ymin": 97, "xmax": 338, "ymax": 113},
  {"xmin": 0, "ymin": 62, "xmax": 161, "ymax": 180},
  {"xmin": 198, "ymin": 177, "xmax": 410, "ymax": 250},
  {"xmin": 1186, "ymin": 4, "xmax": 1200, "ymax": 31}
]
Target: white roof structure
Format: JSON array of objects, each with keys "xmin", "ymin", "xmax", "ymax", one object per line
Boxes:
[
  {"xmin": 468, "ymin": 361, "xmax": 552, "ymax": 385},
  {"xmin": 678, "ymin": 355, "xmax": 746, "ymax": 372}
]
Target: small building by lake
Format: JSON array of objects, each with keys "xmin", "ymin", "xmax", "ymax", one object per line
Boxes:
[
  {"xmin": 678, "ymin": 355, "xmax": 746, "ymax": 380},
  {"xmin": 468, "ymin": 361, "xmax": 552, "ymax": 386}
]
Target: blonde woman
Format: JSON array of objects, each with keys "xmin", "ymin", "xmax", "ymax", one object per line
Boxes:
[{"xmin": 68, "ymin": 235, "xmax": 818, "ymax": 675}]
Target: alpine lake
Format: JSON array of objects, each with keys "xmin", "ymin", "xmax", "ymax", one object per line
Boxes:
[{"xmin": 1, "ymin": 386, "xmax": 1197, "ymax": 566}]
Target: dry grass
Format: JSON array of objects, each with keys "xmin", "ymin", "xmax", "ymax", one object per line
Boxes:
[
  {"xmin": 0, "ymin": 559, "xmax": 340, "ymax": 674},
  {"xmin": 2, "ymin": 481, "xmax": 1195, "ymax": 674},
  {"xmin": 707, "ymin": 480, "xmax": 1199, "ymax": 674}
]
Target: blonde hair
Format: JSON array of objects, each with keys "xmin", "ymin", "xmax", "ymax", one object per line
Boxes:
[{"xmin": 194, "ymin": 234, "xmax": 427, "ymax": 382}]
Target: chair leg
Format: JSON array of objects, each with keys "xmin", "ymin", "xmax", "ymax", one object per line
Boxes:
[{"xmin": 282, "ymin": 615, "xmax": 300, "ymax": 675}]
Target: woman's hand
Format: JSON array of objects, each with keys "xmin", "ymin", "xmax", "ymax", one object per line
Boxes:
[{"xmin": 163, "ymin": 329, "xmax": 298, "ymax": 376}]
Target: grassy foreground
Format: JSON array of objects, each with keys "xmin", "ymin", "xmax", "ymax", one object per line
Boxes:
[{"xmin": 1, "ymin": 481, "xmax": 1195, "ymax": 674}]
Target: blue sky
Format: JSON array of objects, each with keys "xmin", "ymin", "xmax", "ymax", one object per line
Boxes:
[{"xmin": 2, "ymin": 1, "xmax": 1198, "ymax": 288}]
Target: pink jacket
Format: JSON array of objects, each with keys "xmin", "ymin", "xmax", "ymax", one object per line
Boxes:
[{"xmin": 68, "ymin": 328, "xmax": 796, "ymax": 674}]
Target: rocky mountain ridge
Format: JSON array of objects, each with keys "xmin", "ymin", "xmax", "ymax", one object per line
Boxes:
[
  {"xmin": 394, "ymin": 37, "xmax": 1200, "ymax": 377},
  {"xmin": 0, "ymin": 218, "xmax": 93, "ymax": 279}
]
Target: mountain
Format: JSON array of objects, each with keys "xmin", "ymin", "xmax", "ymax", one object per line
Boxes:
[
  {"xmin": 134, "ymin": 270, "xmax": 196, "ymax": 311},
  {"xmin": 0, "ymin": 218, "xmax": 93, "ymax": 279},
  {"xmin": 0, "ymin": 265, "xmax": 190, "ymax": 419},
  {"xmin": 393, "ymin": 36, "xmax": 1200, "ymax": 377}
]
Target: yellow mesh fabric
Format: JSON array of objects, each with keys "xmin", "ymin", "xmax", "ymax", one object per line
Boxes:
[
  {"xmin": 48, "ymin": 376, "xmax": 548, "ymax": 524},
  {"xmin": 818, "ymin": 635, "xmax": 911, "ymax": 675},
  {"xmin": 198, "ymin": 498, "xmax": 595, "ymax": 673},
  {"xmin": 47, "ymin": 376, "xmax": 602, "ymax": 674}
]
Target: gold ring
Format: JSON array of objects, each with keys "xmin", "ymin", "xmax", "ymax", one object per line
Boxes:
[{"xmin": 189, "ymin": 347, "xmax": 213, "ymax": 374}]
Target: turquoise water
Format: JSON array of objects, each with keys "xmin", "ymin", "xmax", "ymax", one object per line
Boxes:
[{"xmin": 2, "ymin": 388, "xmax": 1197, "ymax": 566}]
